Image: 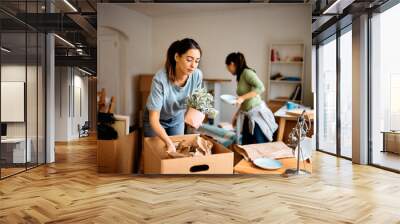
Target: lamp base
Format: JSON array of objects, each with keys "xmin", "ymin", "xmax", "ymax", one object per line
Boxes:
[{"xmin": 282, "ymin": 168, "xmax": 310, "ymax": 177}]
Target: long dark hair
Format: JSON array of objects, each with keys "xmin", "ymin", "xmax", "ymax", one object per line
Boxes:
[
  {"xmin": 225, "ymin": 52, "xmax": 251, "ymax": 81},
  {"xmin": 165, "ymin": 38, "xmax": 202, "ymax": 82}
]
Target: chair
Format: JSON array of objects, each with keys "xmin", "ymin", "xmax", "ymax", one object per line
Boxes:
[{"xmin": 79, "ymin": 121, "xmax": 90, "ymax": 138}]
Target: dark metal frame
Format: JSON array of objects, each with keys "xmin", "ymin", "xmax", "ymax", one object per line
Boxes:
[
  {"xmin": 0, "ymin": 0, "xmax": 47, "ymax": 180},
  {"xmin": 0, "ymin": 23, "xmax": 2, "ymax": 179},
  {"xmin": 315, "ymin": 22, "xmax": 353, "ymax": 162},
  {"xmin": 315, "ymin": 33, "xmax": 338, "ymax": 156},
  {"xmin": 336, "ymin": 21, "xmax": 341, "ymax": 158}
]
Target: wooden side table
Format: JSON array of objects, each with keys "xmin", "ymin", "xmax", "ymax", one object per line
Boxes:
[
  {"xmin": 234, "ymin": 158, "xmax": 312, "ymax": 174},
  {"xmin": 232, "ymin": 143, "xmax": 312, "ymax": 174},
  {"xmin": 274, "ymin": 106, "xmax": 314, "ymax": 142}
]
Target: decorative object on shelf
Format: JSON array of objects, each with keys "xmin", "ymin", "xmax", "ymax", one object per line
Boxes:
[
  {"xmin": 291, "ymin": 56, "xmax": 303, "ymax": 62},
  {"xmin": 185, "ymin": 88, "xmax": 218, "ymax": 129},
  {"xmin": 271, "ymin": 48, "xmax": 275, "ymax": 62},
  {"xmin": 284, "ymin": 110, "xmax": 311, "ymax": 176},
  {"xmin": 275, "ymin": 50, "xmax": 280, "ymax": 61},
  {"xmin": 270, "ymin": 72, "xmax": 283, "ymax": 80}
]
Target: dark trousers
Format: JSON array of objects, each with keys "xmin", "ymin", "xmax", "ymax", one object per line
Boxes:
[{"xmin": 242, "ymin": 116, "xmax": 269, "ymax": 145}]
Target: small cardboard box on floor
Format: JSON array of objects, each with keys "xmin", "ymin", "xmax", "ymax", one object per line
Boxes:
[{"xmin": 143, "ymin": 134, "xmax": 233, "ymax": 174}]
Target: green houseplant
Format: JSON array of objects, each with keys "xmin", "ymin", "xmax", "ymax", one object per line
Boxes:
[{"xmin": 185, "ymin": 88, "xmax": 218, "ymax": 129}]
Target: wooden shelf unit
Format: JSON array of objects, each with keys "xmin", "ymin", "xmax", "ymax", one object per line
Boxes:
[{"xmin": 267, "ymin": 43, "xmax": 305, "ymax": 103}]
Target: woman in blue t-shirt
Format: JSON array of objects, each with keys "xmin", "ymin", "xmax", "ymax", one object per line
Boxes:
[{"xmin": 143, "ymin": 38, "xmax": 203, "ymax": 153}]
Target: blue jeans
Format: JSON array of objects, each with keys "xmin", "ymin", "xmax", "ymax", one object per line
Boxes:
[
  {"xmin": 241, "ymin": 116, "xmax": 269, "ymax": 145},
  {"xmin": 143, "ymin": 115, "xmax": 185, "ymax": 137}
]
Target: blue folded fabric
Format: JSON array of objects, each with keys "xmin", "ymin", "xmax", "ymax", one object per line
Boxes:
[
  {"xmin": 198, "ymin": 124, "xmax": 237, "ymax": 147},
  {"xmin": 282, "ymin": 77, "xmax": 301, "ymax": 81}
]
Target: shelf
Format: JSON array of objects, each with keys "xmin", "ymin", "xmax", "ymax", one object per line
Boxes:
[
  {"xmin": 270, "ymin": 61, "xmax": 303, "ymax": 65},
  {"xmin": 204, "ymin": 78, "xmax": 232, "ymax": 83},
  {"xmin": 270, "ymin": 80, "xmax": 301, "ymax": 84},
  {"xmin": 268, "ymin": 42, "xmax": 305, "ymax": 104},
  {"xmin": 271, "ymin": 43, "xmax": 304, "ymax": 46},
  {"xmin": 270, "ymin": 98, "xmax": 301, "ymax": 103}
]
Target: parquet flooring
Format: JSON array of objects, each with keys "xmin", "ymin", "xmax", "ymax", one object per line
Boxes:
[{"xmin": 1, "ymin": 136, "xmax": 400, "ymax": 223}]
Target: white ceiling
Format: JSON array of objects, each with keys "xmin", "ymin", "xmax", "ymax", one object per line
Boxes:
[{"xmin": 119, "ymin": 3, "xmax": 281, "ymax": 17}]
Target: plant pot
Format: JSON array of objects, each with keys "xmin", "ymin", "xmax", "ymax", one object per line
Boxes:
[{"xmin": 184, "ymin": 107, "xmax": 206, "ymax": 129}]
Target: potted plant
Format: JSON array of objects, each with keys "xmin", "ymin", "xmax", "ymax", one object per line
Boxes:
[{"xmin": 185, "ymin": 88, "xmax": 218, "ymax": 129}]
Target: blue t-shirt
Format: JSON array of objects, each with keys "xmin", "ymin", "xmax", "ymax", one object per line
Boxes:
[{"xmin": 144, "ymin": 68, "xmax": 203, "ymax": 127}]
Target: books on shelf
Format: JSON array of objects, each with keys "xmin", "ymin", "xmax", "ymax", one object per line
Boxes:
[{"xmin": 289, "ymin": 84, "xmax": 301, "ymax": 101}]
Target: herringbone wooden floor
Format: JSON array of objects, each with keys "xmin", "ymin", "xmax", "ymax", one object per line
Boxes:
[{"xmin": 1, "ymin": 137, "xmax": 400, "ymax": 223}]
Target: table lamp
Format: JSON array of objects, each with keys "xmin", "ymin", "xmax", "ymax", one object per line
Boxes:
[{"xmin": 284, "ymin": 110, "xmax": 311, "ymax": 176}]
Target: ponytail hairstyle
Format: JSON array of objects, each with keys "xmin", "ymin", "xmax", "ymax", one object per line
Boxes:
[
  {"xmin": 225, "ymin": 52, "xmax": 251, "ymax": 82},
  {"xmin": 165, "ymin": 38, "xmax": 202, "ymax": 82}
]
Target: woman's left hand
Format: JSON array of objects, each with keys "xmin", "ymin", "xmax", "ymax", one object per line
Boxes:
[{"xmin": 235, "ymin": 96, "xmax": 244, "ymax": 106}]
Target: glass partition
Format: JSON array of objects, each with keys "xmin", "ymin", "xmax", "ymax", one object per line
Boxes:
[
  {"xmin": 370, "ymin": 4, "xmax": 400, "ymax": 171},
  {"xmin": 0, "ymin": 1, "xmax": 46, "ymax": 179},
  {"xmin": 1, "ymin": 30, "xmax": 28, "ymax": 177},
  {"xmin": 317, "ymin": 36, "xmax": 337, "ymax": 155},
  {"xmin": 339, "ymin": 28, "xmax": 352, "ymax": 158}
]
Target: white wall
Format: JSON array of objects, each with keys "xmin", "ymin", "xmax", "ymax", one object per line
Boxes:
[
  {"xmin": 55, "ymin": 67, "xmax": 69, "ymax": 141},
  {"xmin": 151, "ymin": 4, "xmax": 312, "ymax": 122},
  {"xmin": 97, "ymin": 4, "xmax": 152, "ymax": 125},
  {"xmin": 98, "ymin": 3, "xmax": 312, "ymax": 123},
  {"xmin": 55, "ymin": 67, "xmax": 89, "ymax": 141},
  {"xmin": 1, "ymin": 65, "xmax": 40, "ymax": 138},
  {"xmin": 1, "ymin": 64, "xmax": 46, "ymax": 163}
]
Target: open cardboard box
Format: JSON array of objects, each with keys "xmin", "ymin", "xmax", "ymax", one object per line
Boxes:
[{"xmin": 143, "ymin": 134, "xmax": 233, "ymax": 174}]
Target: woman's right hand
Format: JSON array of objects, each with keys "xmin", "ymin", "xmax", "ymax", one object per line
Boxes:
[
  {"xmin": 149, "ymin": 110, "xmax": 178, "ymax": 153},
  {"xmin": 166, "ymin": 141, "xmax": 176, "ymax": 153}
]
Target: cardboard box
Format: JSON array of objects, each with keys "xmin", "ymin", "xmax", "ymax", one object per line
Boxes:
[
  {"xmin": 97, "ymin": 131, "xmax": 137, "ymax": 173},
  {"xmin": 97, "ymin": 140, "xmax": 118, "ymax": 173},
  {"xmin": 138, "ymin": 74, "xmax": 154, "ymax": 110},
  {"xmin": 139, "ymin": 74, "xmax": 154, "ymax": 92},
  {"xmin": 143, "ymin": 134, "xmax": 233, "ymax": 174}
]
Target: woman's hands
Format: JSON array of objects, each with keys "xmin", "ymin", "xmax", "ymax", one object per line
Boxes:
[
  {"xmin": 235, "ymin": 91, "xmax": 258, "ymax": 106},
  {"xmin": 149, "ymin": 110, "xmax": 177, "ymax": 154},
  {"xmin": 231, "ymin": 109, "xmax": 240, "ymax": 128},
  {"xmin": 166, "ymin": 141, "xmax": 176, "ymax": 153},
  {"xmin": 235, "ymin": 96, "xmax": 244, "ymax": 106}
]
